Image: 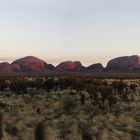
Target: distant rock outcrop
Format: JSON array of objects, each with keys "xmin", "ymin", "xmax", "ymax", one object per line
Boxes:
[
  {"xmin": 87, "ymin": 63, "xmax": 104, "ymax": 72},
  {"xmin": 0, "ymin": 55, "xmax": 140, "ymax": 73},
  {"xmin": 0, "ymin": 62, "xmax": 10, "ymax": 69},
  {"xmin": 55, "ymin": 61, "xmax": 85, "ymax": 72},
  {"xmin": 0, "ymin": 62, "xmax": 20, "ymax": 72},
  {"xmin": 106, "ymin": 55, "xmax": 140, "ymax": 72},
  {"xmin": 47, "ymin": 64, "xmax": 55, "ymax": 70},
  {"xmin": 12, "ymin": 56, "xmax": 48, "ymax": 72}
]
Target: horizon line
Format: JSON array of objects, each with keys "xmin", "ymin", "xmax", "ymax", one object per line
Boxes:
[{"xmin": 0, "ymin": 54, "xmax": 139, "ymax": 67}]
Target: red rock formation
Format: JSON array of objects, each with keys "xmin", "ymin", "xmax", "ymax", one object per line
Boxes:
[
  {"xmin": 0, "ymin": 62, "xmax": 10, "ymax": 69},
  {"xmin": 106, "ymin": 55, "xmax": 140, "ymax": 72},
  {"xmin": 87, "ymin": 63, "xmax": 104, "ymax": 72},
  {"xmin": 0, "ymin": 62, "xmax": 20, "ymax": 72},
  {"xmin": 55, "ymin": 61, "xmax": 85, "ymax": 72},
  {"xmin": 0, "ymin": 55, "xmax": 140, "ymax": 73},
  {"xmin": 12, "ymin": 56, "xmax": 48, "ymax": 72}
]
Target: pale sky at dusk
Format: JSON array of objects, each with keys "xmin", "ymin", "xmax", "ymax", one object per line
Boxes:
[{"xmin": 0, "ymin": 0, "xmax": 140, "ymax": 66}]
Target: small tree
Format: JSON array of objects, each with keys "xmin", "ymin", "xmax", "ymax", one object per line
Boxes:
[
  {"xmin": 79, "ymin": 122, "xmax": 93, "ymax": 140},
  {"xmin": 129, "ymin": 84, "xmax": 137, "ymax": 101},
  {"xmin": 112, "ymin": 81, "xmax": 127, "ymax": 94},
  {"xmin": 34, "ymin": 122, "xmax": 45, "ymax": 140},
  {"xmin": 0, "ymin": 111, "xmax": 3, "ymax": 139},
  {"xmin": 107, "ymin": 95, "xmax": 117, "ymax": 112},
  {"xmin": 84, "ymin": 103, "xmax": 100, "ymax": 119},
  {"xmin": 99, "ymin": 86, "xmax": 113, "ymax": 111},
  {"xmin": 87, "ymin": 86, "xmax": 99, "ymax": 103},
  {"xmin": 62, "ymin": 95, "xmax": 77, "ymax": 114},
  {"xmin": 58, "ymin": 120, "xmax": 72, "ymax": 140},
  {"xmin": 80, "ymin": 94, "xmax": 85, "ymax": 110}
]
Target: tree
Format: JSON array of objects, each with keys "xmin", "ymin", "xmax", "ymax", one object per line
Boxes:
[
  {"xmin": 99, "ymin": 86, "xmax": 113, "ymax": 111},
  {"xmin": 79, "ymin": 122, "xmax": 93, "ymax": 140},
  {"xmin": 84, "ymin": 103, "xmax": 100, "ymax": 119},
  {"xmin": 80, "ymin": 94, "xmax": 85, "ymax": 110},
  {"xmin": 62, "ymin": 95, "xmax": 77, "ymax": 114},
  {"xmin": 35, "ymin": 78, "xmax": 44, "ymax": 91},
  {"xmin": 44, "ymin": 78, "xmax": 54, "ymax": 92},
  {"xmin": 129, "ymin": 84, "xmax": 137, "ymax": 94},
  {"xmin": 87, "ymin": 86, "xmax": 99, "ymax": 103},
  {"xmin": 129, "ymin": 84, "xmax": 137, "ymax": 101},
  {"xmin": 0, "ymin": 111, "xmax": 3, "ymax": 139},
  {"xmin": 112, "ymin": 81, "xmax": 127, "ymax": 94},
  {"xmin": 10, "ymin": 80, "xmax": 27, "ymax": 94},
  {"xmin": 34, "ymin": 122, "xmax": 45, "ymax": 140},
  {"xmin": 0, "ymin": 79, "xmax": 8, "ymax": 94},
  {"xmin": 107, "ymin": 94, "xmax": 117, "ymax": 112}
]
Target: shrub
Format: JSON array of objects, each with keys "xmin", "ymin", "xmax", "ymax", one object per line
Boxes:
[
  {"xmin": 34, "ymin": 122, "xmax": 45, "ymax": 140},
  {"xmin": 78, "ymin": 121, "xmax": 93, "ymax": 140},
  {"xmin": 0, "ymin": 112, "xmax": 3, "ymax": 139},
  {"xmin": 62, "ymin": 95, "xmax": 77, "ymax": 114}
]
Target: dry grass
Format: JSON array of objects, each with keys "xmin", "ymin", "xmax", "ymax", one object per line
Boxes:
[{"xmin": 0, "ymin": 79, "xmax": 140, "ymax": 139}]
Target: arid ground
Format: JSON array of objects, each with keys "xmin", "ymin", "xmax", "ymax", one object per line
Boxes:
[{"xmin": 0, "ymin": 74, "xmax": 139, "ymax": 140}]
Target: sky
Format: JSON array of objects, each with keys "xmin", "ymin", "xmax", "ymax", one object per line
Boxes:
[{"xmin": 0, "ymin": 0, "xmax": 140, "ymax": 66}]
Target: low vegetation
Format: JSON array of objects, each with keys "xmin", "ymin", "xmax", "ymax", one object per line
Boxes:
[{"xmin": 0, "ymin": 75, "xmax": 139, "ymax": 139}]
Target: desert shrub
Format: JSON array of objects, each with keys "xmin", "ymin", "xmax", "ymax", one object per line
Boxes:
[
  {"xmin": 58, "ymin": 120, "xmax": 72, "ymax": 140},
  {"xmin": 99, "ymin": 86, "xmax": 113, "ymax": 111},
  {"xmin": 129, "ymin": 84, "xmax": 137, "ymax": 93},
  {"xmin": 0, "ymin": 80, "xmax": 8, "ymax": 93},
  {"xmin": 62, "ymin": 95, "xmax": 77, "ymax": 114},
  {"xmin": 84, "ymin": 103, "xmax": 101, "ymax": 119},
  {"xmin": 112, "ymin": 81, "xmax": 127, "ymax": 93},
  {"xmin": 34, "ymin": 121, "xmax": 45, "ymax": 140},
  {"xmin": 80, "ymin": 94, "xmax": 86, "ymax": 110},
  {"xmin": 0, "ymin": 112, "xmax": 3, "ymax": 139},
  {"xmin": 78, "ymin": 121, "xmax": 93, "ymax": 140},
  {"xmin": 87, "ymin": 85, "xmax": 100, "ymax": 103},
  {"xmin": 44, "ymin": 78, "xmax": 54, "ymax": 92},
  {"xmin": 9, "ymin": 80, "xmax": 28, "ymax": 94},
  {"xmin": 6, "ymin": 124, "xmax": 18, "ymax": 136},
  {"xmin": 92, "ymin": 80, "xmax": 102, "ymax": 86}
]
